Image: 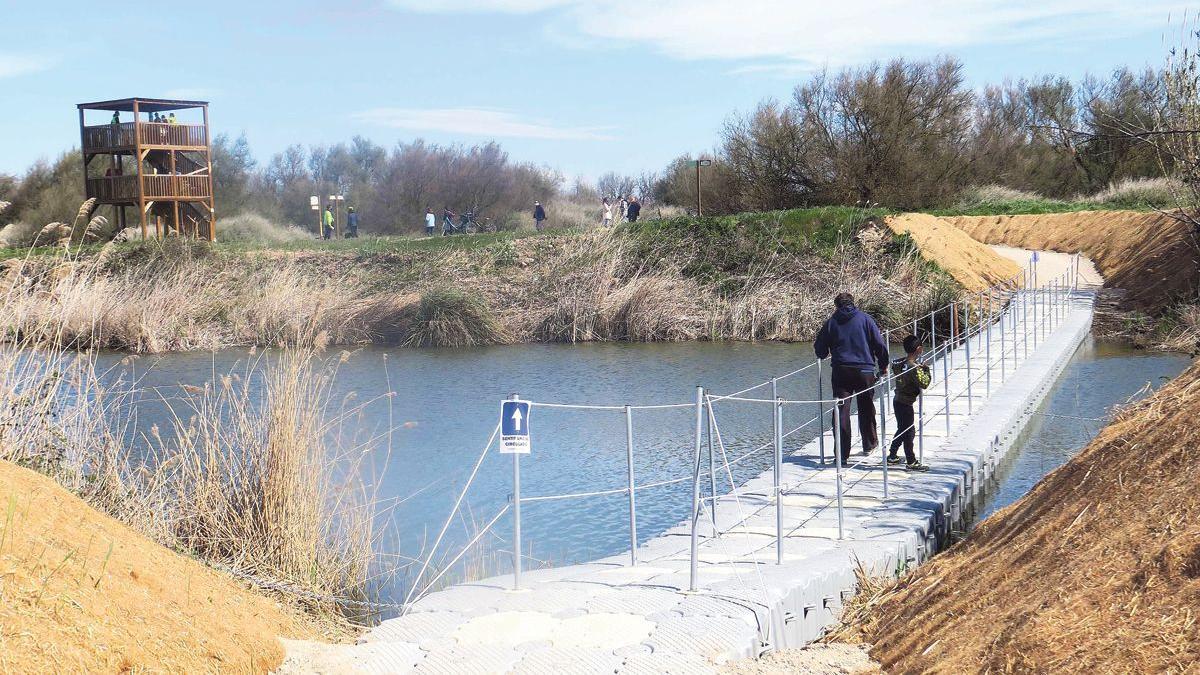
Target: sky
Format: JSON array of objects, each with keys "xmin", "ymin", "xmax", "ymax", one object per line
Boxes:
[{"xmin": 0, "ymin": 1, "xmax": 1192, "ymax": 182}]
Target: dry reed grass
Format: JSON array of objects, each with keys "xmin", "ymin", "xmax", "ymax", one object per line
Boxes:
[
  {"xmin": 1, "ymin": 212, "xmax": 953, "ymax": 354},
  {"xmin": 0, "ymin": 329, "xmax": 393, "ymax": 625}
]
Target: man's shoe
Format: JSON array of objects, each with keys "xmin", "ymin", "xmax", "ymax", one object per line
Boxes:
[
  {"xmin": 905, "ymin": 462, "xmax": 930, "ymax": 472},
  {"xmin": 887, "ymin": 455, "xmax": 903, "ymax": 465}
]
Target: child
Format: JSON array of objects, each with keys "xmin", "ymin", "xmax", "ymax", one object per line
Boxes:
[{"xmin": 888, "ymin": 334, "xmax": 931, "ymax": 472}]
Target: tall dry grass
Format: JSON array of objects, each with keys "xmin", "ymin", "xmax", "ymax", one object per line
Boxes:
[
  {"xmin": 149, "ymin": 349, "xmax": 384, "ymax": 617},
  {"xmin": 0, "ymin": 319, "xmax": 393, "ymax": 622},
  {"xmin": 2, "ymin": 211, "xmax": 950, "ymax": 353}
]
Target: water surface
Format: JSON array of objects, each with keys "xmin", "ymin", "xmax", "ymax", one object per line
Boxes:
[{"xmin": 93, "ymin": 336, "xmax": 1189, "ymax": 608}]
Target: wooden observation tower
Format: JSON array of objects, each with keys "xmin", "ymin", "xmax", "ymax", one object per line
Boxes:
[{"xmin": 77, "ymin": 98, "xmax": 216, "ymax": 240}]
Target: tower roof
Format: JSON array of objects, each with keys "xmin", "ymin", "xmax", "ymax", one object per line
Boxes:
[{"xmin": 77, "ymin": 97, "xmax": 208, "ymax": 113}]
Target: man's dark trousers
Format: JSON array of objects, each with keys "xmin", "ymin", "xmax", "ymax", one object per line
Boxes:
[{"xmin": 831, "ymin": 365, "xmax": 878, "ymax": 461}]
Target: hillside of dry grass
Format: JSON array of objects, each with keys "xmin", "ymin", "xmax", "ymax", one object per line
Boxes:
[
  {"xmin": 863, "ymin": 359, "xmax": 1200, "ymax": 673},
  {"xmin": 0, "ymin": 212, "xmax": 957, "ymax": 353},
  {"xmin": 0, "ymin": 458, "xmax": 318, "ymax": 673}
]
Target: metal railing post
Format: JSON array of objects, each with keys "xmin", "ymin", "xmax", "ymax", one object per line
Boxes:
[
  {"xmin": 881, "ymin": 376, "xmax": 890, "ymax": 499},
  {"xmin": 689, "ymin": 386, "xmax": 703, "ymax": 592},
  {"xmin": 949, "ymin": 302, "xmax": 957, "ymax": 369},
  {"xmin": 930, "ymin": 307, "xmax": 938, "ymax": 368},
  {"xmin": 917, "ymin": 366, "xmax": 925, "ymax": 464},
  {"xmin": 965, "ymin": 308, "xmax": 974, "ymax": 414},
  {"xmin": 706, "ymin": 403, "xmax": 717, "ymax": 529},
  {"xmin": 624, "ymin": 405, "xmax": 638, "ymax": 567},
  {"xmin": 1033, "ymin": 280, "xmax": 1040, "ymax": 348},
  {"xmin": 1000, "ymin": 286, "xmax": 1007, "ymax": 382},
  {"xmin": 817, "ymin": 360, "xmax": 827, "ymax": 464},
  {"xmin": 833, "ymin": 398, "xmax": 844, "ymax": 540},
  {"xmin": 774, "ymin": 393, "xmax": 784, "ymax": 564},
  {"xmin": 942, "ymin": 328, "xmax": 951, "ymax": 437},
  {"xmin": 986, "ymin": 289, "xmax": 993, "ymax": 396},
  {"xmin": 509, "ymin": 393, "xmax": 522, "ymax": 590}
]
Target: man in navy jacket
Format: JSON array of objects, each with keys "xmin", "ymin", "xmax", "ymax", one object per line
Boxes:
[{"xmin": 814, "ymin": 292, "xmax": 890, "ymax": 462}]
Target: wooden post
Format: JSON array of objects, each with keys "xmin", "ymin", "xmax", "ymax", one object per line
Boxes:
[
  {"xmin": 169, "ymin": 150, "xmax": 180, "ymax": 237},
  {"xmin": 203, "ymin": 104, "xmax": 216, "ymax": 241},
  {"xmin": 77, "ymin": 108, "xmax": 89, "ymax": 202},
  {"xmin": 133, "ymin": 100, "xmax": 149, "ymax": 240}
]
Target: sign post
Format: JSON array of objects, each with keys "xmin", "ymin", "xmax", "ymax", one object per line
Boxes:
[
  {"xmin": 500, "ymin": 395, "xmax": 530, "ymax": 589},
  {"xmin": 309, "ymin": 195, "xmax": 320, "ymax": 238},
  {"xmin": 692, "ymin": 158, "xmax": 712, "ymax": 217}
]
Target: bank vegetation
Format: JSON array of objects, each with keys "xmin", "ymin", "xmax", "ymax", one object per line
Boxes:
[{"xmin": 0, "ymin": 206, "xmax": 956, "ymax": 354}]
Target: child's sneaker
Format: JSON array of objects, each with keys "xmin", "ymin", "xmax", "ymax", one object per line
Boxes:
[
  {"xmin": 887, "ymin": 455, "xmax": 903, "ymax": 465},
  {"xmin": 905, "ymin": 462, "xmax": 930, "ymax": 472}
]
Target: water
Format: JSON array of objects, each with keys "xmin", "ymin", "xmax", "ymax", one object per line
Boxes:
[
  {"xmin": 973, "ymin": 337, "xmax": 1189, "ymax": 522},
  {"xmin": 94, "ymin": 341, "xmax": 832, "ymax": 602},
  {"xmin": 92, "ymin": 337, "xmax": 1188, "ymax": 607}
]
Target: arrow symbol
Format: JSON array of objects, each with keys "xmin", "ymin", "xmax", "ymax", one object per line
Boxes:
[{"xmin": 511, "ymin": 407, "xmax": 524, "ymax": 432}]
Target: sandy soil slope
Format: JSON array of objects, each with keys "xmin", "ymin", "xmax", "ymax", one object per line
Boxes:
[
  {"xmin": 0, "ymin": 460, "xmax": 314, "ymax": 674},
  {"xmin": 884, "ymin": 214, "xmax": 1022, "ymax": 291},
  {"xmin": 946, "ymin": 211, "xmax": 1198, "ymax": 311}
]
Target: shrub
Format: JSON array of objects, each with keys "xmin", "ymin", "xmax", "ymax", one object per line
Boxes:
[
  {"xmin": 383, "ymin": 289, "xmax": 510, "ymax": 347},
  {"xmin": 1079, "ymin": 177, "xmax": 1182, "ymax": 209},
  {"xmin": 217, "ymin": 212, "xmax": 311, "ymax": 246}
]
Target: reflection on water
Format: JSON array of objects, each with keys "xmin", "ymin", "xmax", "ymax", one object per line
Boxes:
[{"xmin": 92, "ymin": 336, "xmax": 1189, "ymax": 608}]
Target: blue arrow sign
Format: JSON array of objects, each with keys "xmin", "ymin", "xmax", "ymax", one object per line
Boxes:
[{"xmin": 500, "ymin": 400, "xmax": 531, "ymax": 454}]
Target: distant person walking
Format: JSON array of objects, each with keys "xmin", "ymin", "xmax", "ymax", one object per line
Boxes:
[
  {"xmin": 425, "ymin": 207, "xmax": 436, "ymax": 236},
  {"xmin": 323, "ymin": 205, "xmax": 335, "ymax": 240},
  {"xmin": 533, "ymin": 201, "xmax": 547, "ymax": 231},
  {"xmin": 887, "ymin": 334, "xmax": 931, "ymax": 472},
  {"xmin": 814, "ymin": 292, "xmax": 889, "ymax": 462},
  {"xmin": 626, "ymin": 196, "xmax": 641, "ymax": 223},
  {"xmin": 602, "ymin": 198, "xmax": 613, "ymax": 227},
  {"xmin": 346, "ymin": 207, "xmax": 359, "ymax": 238},
  {"xmin": 442, "ymin": 206, "xmax": 456, "ymax": 235}
]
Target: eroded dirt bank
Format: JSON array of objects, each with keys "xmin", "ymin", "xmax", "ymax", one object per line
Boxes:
[{"xmin": 945, "ymin": 210, "xmax": 1198, "ymax": 311}]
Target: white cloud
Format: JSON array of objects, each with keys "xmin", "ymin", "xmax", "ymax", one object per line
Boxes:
[
  {"xmin": 385, "ymin": 0, "xmax": 1187, "ymax": 67},
  {"xmin": 0, "ymin": 53, "xmax": 53, "ymax": 79},
  {"xmin": 353, "ymin": 107, "xmax": 614, "ymax": 141}
]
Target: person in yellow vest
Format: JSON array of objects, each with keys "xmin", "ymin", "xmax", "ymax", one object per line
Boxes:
[
  {"xmin": 323, "ymin": 205, "xmax": 335, "ymax": 240},
  {"xmin": 167, "ymin": 112, "xmax": 178, "ymax": 125}
]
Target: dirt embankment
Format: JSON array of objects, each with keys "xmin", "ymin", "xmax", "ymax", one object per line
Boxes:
[
  {"xmin": 945, "ymin": 211, "xmax": 1199, "ymax": 312},
  {"xmin": 864, "ymin": 360, "xmax": 1200, "ymax": 673},
  {"xmin": 884, "ymin": 213, "xmax": 1022, "ymax": 292},
  {"xmin": 0, "ymin": 460, "xmax": 315, "ymax": 673}
]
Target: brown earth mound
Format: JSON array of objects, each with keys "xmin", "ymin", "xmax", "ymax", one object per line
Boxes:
[
  {"xmin": 0, "ymin": 460, "xmax": 315, "ymax": 673},
  {"xmin": 865, "ymin": 360, "xmax": 1200, "ymax": 673},
  {"xmin": 885, "ymin": 214, "xmax": 1022, "ymax": 292},
  {"xmin": 945, "ymin": 211, "xmax": 1199, "ymax": 311}
]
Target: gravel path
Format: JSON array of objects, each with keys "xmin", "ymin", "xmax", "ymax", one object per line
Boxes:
[{"xmin": 721, "ymin": 643, "xmax": 881, "ymax": 674}]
